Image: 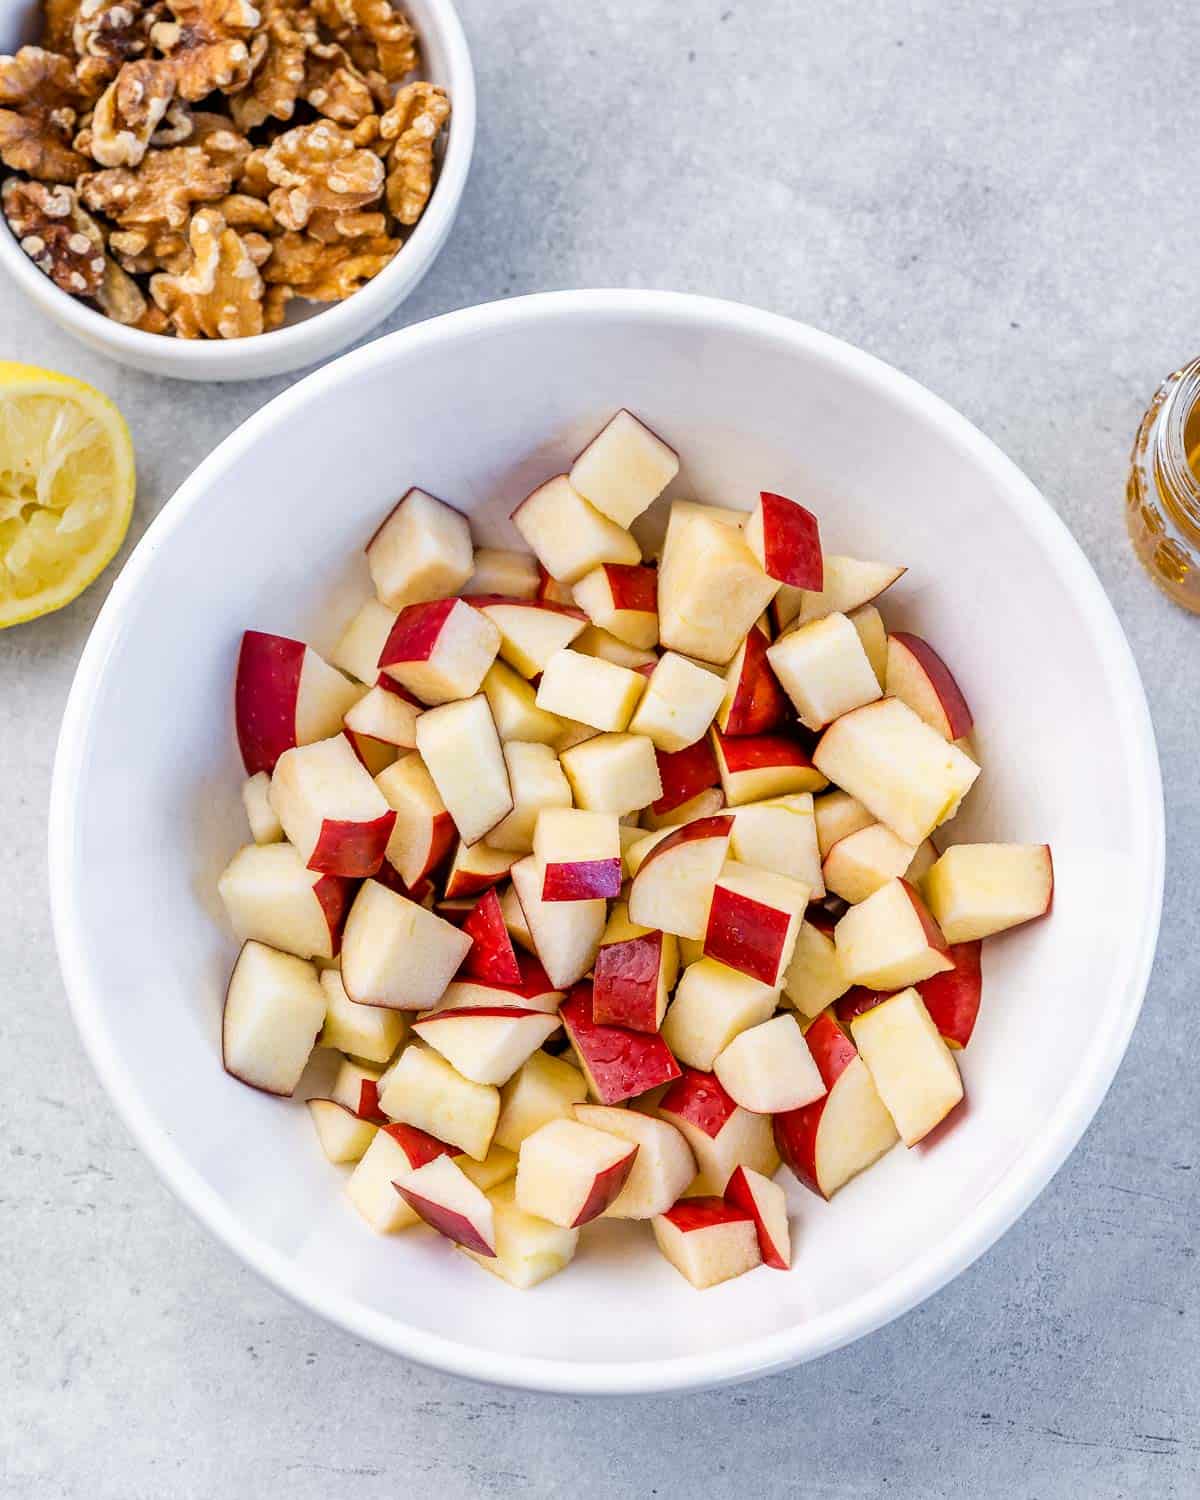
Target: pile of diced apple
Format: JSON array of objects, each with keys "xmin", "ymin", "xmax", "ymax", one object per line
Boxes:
[{"xmin": 215, "ymin": 408, "xmax": 1053, "ymax": 1292}]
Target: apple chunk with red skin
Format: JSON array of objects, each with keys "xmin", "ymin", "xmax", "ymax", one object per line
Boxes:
[
  {"xmin": 724, "ymin": 1164, "xmax": 791, "ymax": 1270},
  {"xmin": 469, "ymin": 597, "xmax": 587, "ymax": 678},
  {"xmin": 713, "ymin": 1013, "xmax": 825, "ymax": 1115},
  {"xmin": 222, "ymin": 940, "xmax": 326, "ymax": 1096},
  {"xmin": 218, "ymin": 842, "xmax": 351, "ymax": 961},
  {"xmin": 460, "ymin": 1179, "xmax": 579, "ymax": 1288},
  {"xmin": 628, "ymin": 651, "xmax": 725, "ymax": 753},
  {"xmin": 568, "ymin": 408, "xmax": 680, "ymax": 528},
  {"xmin": 375, "ymin": 751, "xmax": 456, "ymax": 889},
  {"xmin": 416, "ymin": 693, "xmax": 513, "ymax": 846},
  {"xmin": 915, "ymin": 939, "xmax": 983, "ymax": 1048},
  {"xmin": 716, "ymin": 626, "xmax": 790, "ymax": 737},
  {"xmin": 885, "ymin": 631, "xmax": 973, "ymax": 741},
  {"xmin": 515, "ymin": 1118, "xmax": 639, "ymax": 1227},
  {"xmin": 511, "ymin": 474, "xmax": 642, "ymax": 585},
  {"xmin": 922, "ymin": 843, "xmax": 1053, "ymax": 943},
  {"xmin": 712, "ymin": 727, "xmax": 828, "ymax": 806},
  {"xmin": 394, "ymin": 1153, "xmax": 497, "ymax": 1255},
  {"xmin": 443, "ymin": 838, "xmax": 519, "ymax": 899},
  {"xmin": 773, "ymin": 553, "xmax": 905, "ymax": 633},
  {"xmin": 593, "ymin": 902, "xmax": 679, "ymax": 1032},
  {"xmin": 236, "ymin": 630, "xmax": 362, "ymax": 775},
  {"xmin": 658, "ymin": 501, "xmax": 780, "ymax": 665},
  {"xmin": 573, "ymin": 563, "xmax": 659, "ymax": 649},
  {"xmin": 744, "ymin": 492, "xmax": 822, "ymax": 590},
  {"xmin": 341, "ymin": 879, "xmax": 472, "ymax": 1010},
  {"xmin": 269, "ymin": 734, "xmax": 396, "ymax": 878},
  {"xmin": 651, "ymin": 738, "xmax": 721, "ymax": 818},
  {"xmin": 573, "ymin": 1104, "xmax": 696, "ymax": 1219},
  {"xmin": 366, "ymin": 486, "xmax": 473, "ymax": 611},
  {"xmin": 378, "ymin": 598, "xmax": 500, "ymax": 707},
  {"xmin": 307, "ymin": 1098, "xmax": 378, "ymax": 1163},
  {"xmin": 344, "ymin": 683, "xmax": 421, "ymax": 749},
  {"xmin": 835, "ymin": 877, "xmax": 953, "ymax": 990},
  {"xmin": 560, "ymin": 984, "xmax": 681, "ymax": 1104},
  {"xmin": 534, "ymin": 807, "xmax": 622, "ymax": 901},
  {"xmin": 509, "ymin": 854, "xmax": 606, "ymax": 989},
  {"xmin": 766, "ymin": 610, "xmax": 882, "ymax": 731},
  {"xmin": 412, "ymin": 1006, "xmax": 560, "ymax": 1087},
  {"xmin": 849, "ymin": 987, "xmax": 964, "ymax": 1146},
  {"xmin": 460, "ymin": 887, "xmax": 522, "ymax": 985},
  {"xmin": 657, "ymin": 1066, "xmax": 779, "ymax": 1191},
  {"xmin": 773, "ymin": 1012, "xmax": 898, "ymax": 1199},
  {"xmin": 628, "ymin": 813, "xmax": 733, "ymax": 940},
  {"xmin": 652, "ymin": 1196, "xmax": 761, "ymax": 1289},
  {"xmin": 346, "ymin": 1120, "xmax": 459, "ymax": 1232},
  {"xmin": 330, "ymin": 1056, "xmax": 384, "ymax": 1120},
  {"xmin": 704, "ymin": 861, "xmax": 809, "ymax": 986},
  {"xmin": 432, "ymin": 950, "xmax": 562, "ymax": 1015}
]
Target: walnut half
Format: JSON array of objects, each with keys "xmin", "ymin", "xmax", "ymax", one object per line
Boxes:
[{"xmin": 150, "ymin": 206, "xmax": 264, "ymax": 337}]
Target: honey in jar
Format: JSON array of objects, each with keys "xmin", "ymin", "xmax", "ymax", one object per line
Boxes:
[{"xmin": 1127, "ymin": 356, "xmax": 1200, "ymax": 611}]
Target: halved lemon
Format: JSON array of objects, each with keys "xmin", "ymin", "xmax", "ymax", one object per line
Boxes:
[{"xmin": 0, "ymin": 362, "xmax": 136, "ymax": 629}]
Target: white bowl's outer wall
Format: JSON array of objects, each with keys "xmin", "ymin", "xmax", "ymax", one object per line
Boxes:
[
  {"xmin": 49, "ymin": 293, "xmax": 1163, "ymax": 1394},
  {"xmin": 0, "ymin": 0, "xmax": 475, "ymax": 381}
]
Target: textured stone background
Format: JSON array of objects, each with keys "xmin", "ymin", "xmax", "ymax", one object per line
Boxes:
[{"xmin": 3, "ymin": 2, "xmax": 1198, "ymax": 1495}]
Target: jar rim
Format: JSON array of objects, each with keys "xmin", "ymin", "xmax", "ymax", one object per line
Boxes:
[{"xmin": 1154, "ymin": 357, "xmax": 1200, "ymax": 541}]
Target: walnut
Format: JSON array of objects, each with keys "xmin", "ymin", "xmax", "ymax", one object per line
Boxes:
[
  {"xmin": 95, "ymin": 253, "xmax": 156, "ymax": 322},
  {"xmin": 0, "ymin": 47, "xmax": 88, "ymax": 182},
  {"xmin": 236, "ymin": 144, "xmax": 271, "ymax": 197},
  {"xmin": 107, "ymin": 224, "xmax": 187, "ymax": 271},
  {"xmin": 149, "ymin": 95, "xmax": 193, "ymax": 145},
  {"xmin": 304, "ymin": 204, "xmax": 385, "ymax": 242},
  {"xmin": 310, "ymin": 0, "xmax": 417, "ymax": 82},
  {"xmin": 43, "ymin": 0, "xmax": 85, "ymax": 56},
  {"xmin": 303, "ymin": 40, "xmax": 373, "ymax": 126},
  {"xmin": 217, "ymin": 190, "xmax": 275, "ymax": 232},
  {"xmin": 85, "ymin": 58, "xmax": 176, "ymax": 167},
  {"xmin": 261, "ymin": 224, "xmax": 397, "ymax": 300},
  {"xmin": 151, "ymin": 0, "xmax": 262, "ymax": 101},
  {"xmin": 378, "ymin": 79, "xmax": 447, "ymax": 224},
  {"xmin": 150, "ymin": 206, "xmax": 265, "ymax": 337},
  {"xmin": 79, "ymin": 139, "xmax": 239, "ymax": 233},
  {"xmin": 1, "ymin": 176, "xmax": 107, "ymax": 296},
  {"xmin": 72, "ymin": 1, "xmax": 166, "ymax": 98},
  {"xmin": 260, "ymin": 118, "xmax": 382, "ymax": 231},
  {"xmin": 229, "ymin": 0, "xmax": 313, "ymax": 133},
  {"xmin": 187, "ymin": 109, "xmax": 252, "ymax": 174}
]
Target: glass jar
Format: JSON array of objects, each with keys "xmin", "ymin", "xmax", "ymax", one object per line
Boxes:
[{"xmin": 1127, "ymin": 355, "xmax": 1200, "ymax": 612}]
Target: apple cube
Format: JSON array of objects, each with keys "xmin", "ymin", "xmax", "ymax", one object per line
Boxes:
[
  {"xmin": 508, "ymin": 854, "xmax": 605, "ymax": 988},
  {"xmin": 516, "ymin": 1118, "xmax": 639, "ymax": 1227},
  {"xmin": 344, "ymin": 684, "xmax": 421, "ymax": 749},
  {"xmin": 773, "ymin": 1011, "xmax": 898, "ymax": 1198},
  {"xmin": 642, "ymin": 787, "xmax": 727, "ymax": 832},
  {"xmin": 499, "ymin": 880, "xmax": 536, "ymax": 953},
  {"xmin": 269, "ymin": 735, "xmax": 395, "ymax": 878},
  {"xmin": 713, "ymin": 1012, "xmax": 824, "ymax": 1114},
  {"xmin": 723, "ymin": 1164, "xmax": 790, "ymax": 1269},
  {"xmin": 330, "ymin": 1056, "xmax": 384, "ymax": 1119},
  {"xmin": 554, "ymin": 719, "xmax": 600, "ymax": 752},
  {"xmin": 848, "ymin": 603, "xmax": 887, "ymax": 687},
  {"xmin": 766, "ymin": 611, "xmax": 882, "ymax": 731},
  {"xmin": 307, "ymin": 1098, "xmax": 378, "ymax": 1163},
  {"xmin": 443, "ymin": 838, "xmax": 519, "ymax": 899},
  {"xmin": 916, "ymin": 939, "xmax": 983, "ymax": 1049},
  {"xmin": 652, "ymin": 1197, "xmax": 761, "ymax": 1288},
  {"xmin": 823, "ymin": 822, "xmax": 919, "ymax": 905},
  {"xmin": 535, "ymin": 649, "xmax": 646, "ymax": 732},
  {"xmin": 412, "ymin": 1007, "xmax": 560, "ymax": 1086},
  {"xmin": 560, "ymin": 732, "xmax": 662, "ymax": 815},
  {"xmin": 241, "ymin": 771, "xmax": 283, "ymax": 845},
  {"xmin": 657, "ymin": 1066, "xmax": 779, "ymax": 1191},
  {"xmin": 375, "ymin": 751, "xmax": 456, "ymax": 889},
  {"xmin": 568, "ymin": 409, "xmax": 680, "ymax": 527},
  {"xmin": 573, "ymin": 623, "xmax": 658, "ymax": 670},
  {"xmin": 511, "ymin": 474, "xmax": 642, "ymax": 585},
  {"xmin": 774, "ymin": 553, "xmax": 905, "ymax": 633},
  {"xmin": 341, "ymin": 879, "xmax": 472, "ymax": 1010},
  {"xmin": 704, "ymin": 861, "xmax": 808, "ymax": 986},
  {"xmin": 467, "ymin": 547, "xmax": 539, "ymax": 600},
  {"xmin": 458, "ymin": 1144, "xmax": 519, "ymax": 1192},
  {"xmin": 236, "ymin": 631, "xmax": 362, "ymax": 775},
  {"xmin": 458, "ymin": 887, "xmax": 523, "ymax": 984},
  {"xmin": 330, "ymin": 598, "xmax": 398, "ymax": 685},
  {"xmin": 835, "ymin": 877, "xmax": 952, "ymax": 991},
  {"xmin": 813, "ymin": 789, "xmax": 875, "ymax": 857},
  {"xmin": 217, "ymin": 842, "xmax": 351, "ymax": 961},
  {"xmin": 658, "ymin": 502, "xmax": 779, "ymax": 664},
  {"xmin": 378, "ymin": 1044, "xmax": 499, "ymax": 1160},
  {"xmin": 481, "ymin": 659, "xmax": 565, "ymax": 745},
  {"xmin": 415, "ymin": 694, "xmax": 513, "ymax": 846},
  {"xmin": 572, "ymin": 563, "xmax": 659, "ymax": 649},
  {"xmin": 813, "ymin": 697, "xmax": 981, "ymax": 847},
  {"xmin": 393, "ymin": 1153, "xmax": 497, "ymax": 1254},
  {"xmin": 366, "ymin": 487, "xmax": 473, "ymax": 610},
  {"xmin": 886, "ymin": 631, "xmax": 973, "ymax": 741},
  {"xmin": 222, "ymin": 940, "xmax": 325, "ymax": 1095},
  {"xmin": 728, "ymin": 792, "xmax": 823, "ymax": 895},
  {"xmin": 496, "ymin": 1050, "xmax": 588, "ymax": 1151},
  {"xmin": 628, "ymin": 813, "xmax": 732, "ymax": 939},
  {"xmin": 850, "ymin": 987, "xmax": 964, "ymax": 1146},
  {"xmin": 378, "ymin": 598, "xmax": 500, "ymax": 706},
  {"xmin": 528, "ymin": 806, "xmax": 620, "ymax": 903},
  {"xmin": 346, "ymin": 1121, "xmax": 457, "ymax": 1232},
  {"xmin": 923, "ymin": 843, "xmax": 1054, "ymax": 942},
  {"xmin": 651, "ymin": 737, "xmax": 721, "ymax": 818},
  {"xmin": 571, "ymin": 1105, "xmax": 694, "ymax": 1219},
  {"xmin": 716, "ymin": 626, "xmax": 790, "ymax": 737},
  {"xmin": 343, "ymin": 726, "xmax": 398, "ymax": 779},
  {"xmin": 487, "ymin": 742, "xmax": 573, "ymax": 854},
  {"xmin": 627, "ymin": 651, "xmax": 725, "ymax": 753},
  {"xmin": 712, "ymin": 727, "xmax": 827, "ymax": 806},
  {"xmin": 593, "ymin": 902, "xmax": 678, "ymax": 1032},
  {"xmin": 744, "ymin": 491, "xmax": 822, "ymax": 589},
  {"xmin": 471, "ymin": 597, "xmax": 587, "ymax": 677},
  {"xmin": 662, "ymin": 958, "xmax": 778, "ymax": 1071},
  {"xmin": 781, "ymin": 919, "xmax": 851, "ymax": 1018},
  {"xmin": 432, "ymin": 949, "xmax": 563, "ymax": 1016},
  {"xmin": 319, "ymin": 967, "xmax": 407, "ymax": 1063},
  {"xmin": 559, "ymin": 984, "xmax": 681, "ymax": 1104},
  {"xmin": 460, "ymin": 1179, "xmax": 579, "ymax": 1288}
]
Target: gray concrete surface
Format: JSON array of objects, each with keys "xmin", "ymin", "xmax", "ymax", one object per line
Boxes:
[{"xmin": 3, "ymin": 1, "xmax": 1199, "ymax": 1495}]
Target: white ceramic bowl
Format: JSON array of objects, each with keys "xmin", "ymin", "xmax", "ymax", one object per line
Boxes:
[
  {"xmin": 49, "ymin": 291, "xmax": 1163, "ymax": 1393},
  {"xmin": 0, "ymin": 0, "xmax": 474, "ymax": 381}
]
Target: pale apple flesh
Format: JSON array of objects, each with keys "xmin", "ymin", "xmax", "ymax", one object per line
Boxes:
[
  {"xmin": 222, "ymin": 941, "xmax": 326, "ymax": 1096},
  {"xmin": 662, "ymin": 956, "xmax": 779, "ymax": 1071},
  {"xmin": 849, "ymin": 987, "xmax": 964, "ymax": 1146},
  {"xmin": 573, "ymin": 1103, "xmax": 696, "ymax": 1219},
  {"xmin": 713, "ymin": 1013, "xmax": 826, "ymax": 1115},
  {"xmin": 236, "ymin": 631, "xmax": 361, "ymax": 776},
  {"xmin": 922, "ymin": 843, "xmax": 1053, "ymax": 943},
  {"xmin": 394, "ymin": 1153, "xmax": 497, "ymax": 1255},
  {"xmin": 515, "ymin": 1118, "xmax": 639, "ymax": 1227},
  {"xmin": 568, "ymin": 408, "xmax": 680, "ymax": 529},
  {"xmin": 365, "ymin": 487, "xmax": 474, "ymax": 612},
  {"xmin": 652, "ymin": 1196, "xmax": 761, "ymax": 1288},
  {"xmin": 834, "ymin": 877, "xmax": 953, "ymax": 991},
  {"xmin": 657, "ymin": 1066, "xmax": 780, "ymax": 1192},
  {"xmin": 885, "ymin": 631, "xmax": 973, "ymax": 741},
  {"xmin": 724, "ymin": 1163, "xmax": 792, "ymax": 1269}
]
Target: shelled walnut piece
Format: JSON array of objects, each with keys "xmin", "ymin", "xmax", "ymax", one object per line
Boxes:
[{"xmin": 0, "ymin": 0, "xmax": 450, "ymax": 339}]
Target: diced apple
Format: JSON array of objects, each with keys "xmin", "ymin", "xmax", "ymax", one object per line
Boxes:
[
  {"xmin": 774, "ymin": 554, "xmax": 905, "ymax": 632},
  {"xmin": 723, "ymin": 1164, "xmax": 791, "ymax": 1270},
  {"xmin": 481, "ymin": 659, "xmax": 564, "ymax": 745},
  {"xmin": 593, "ymin": 903, "xmax": 678, "ymax": 1032},
  {"xmin": 458, "ymin": 1144, "xmax": 519, "ymax": 1192},
  {"xmin": 222, "ymin": 941, "xmax": 325, "ymax": 1095},
  {"xmin": 534, "ymin": 807, "xmax": 622, "ymax": 901},
  {"xmin": 657, "ymin": 1066, "xmax": 780, "ymax": 1191},
  {"xmin": 467, "ymin": 546, "xmax": 539, "ymax": 600},
  {"xmin": 650, "ymin": 738, "xmax": 721, "ymax": 820},
  {"xmin": 554, "ymin": 719, "xmax": 600, "ymax": 752},
  {"xmin": 773, "ymin": 1011, "xmax": 898, "ymax": 1198},
  {"xmin": 459, "ymin": 1179, "xmax": 579, "ymax": 1289},
  {"xmin": 728, "ymin": 792, "xmax": 823, "ymax": 895},
  {"xmin": 344, "ymin": 684, "xmax": 421, "ymax": 749},
  {"xmin": 823, "ymin": 823, "xmax": 919, "ymax": 905},
  {"xmin": 835, "ymin": 877, "xmax": 952, "ymax": 992},
  {"xmin": 573, "ymin": 624, "xmax": 658, "ymax": 670},
  {"xmin": 495, "ymin": 1050, "xmax": 588, "ymax": 1151},
  {"xmin": 712, "ymin": 727, "xmax": 827, "ymax": 805},
  {"xmin": 509, "ymin": 855, "xmax": 606, "ymax": 989},
  {"xmin": 813, "ymin": 789, "xmax": 875, "ymax": 857},
  {"xmin": 378, "ymin": 1044, "xmax": 499, "ymax": 1160},
  {"xmin": 573, "ymin": 563, "xmax": 659, "ymax": 649},
  {"xmin": 415, "ymin": 694, "xmax": 513, "ymax": 845},
  {"xmin": 848, "ymin": 603, "xmax": 887, "ymax": 687},
  {"xmin": 716, "ymin": 626, "xmax": 790, "ymax": 737},
  {"xmin": 341, "ymin": 880, "xmax": 472, "ymax": 1010},
  {"xmin": 641, "ymin": 787, "xmax": 727, "ymax": 832},
  {"xmin": 307, "ymin": 1098, "xmax": 378, "ymax": 1163},
  {"xmin": 342, "ymin": 728, "xmax": 396, "ymax": 778},
  {"xmin": 511, "ymin": 474, "xmax": 641, "ymax": 584},
  {"xmin": 459, "ymin": 886, "xmax": 523, "ymax": 984},
  {"xmin": 499, "ymin": 880, "xmax": 535, "ymax": 953},
  {"xmin": 628, "ymin": 813, "xmax": 733, "ymax": 939},
  {"xmin": 330, "ymin": 1056, "xmax": 384, "ymax": 1119},
  {"xmin": 781, "ymin": 919, "xmax": 851, "ymax": 1018},
  {"xmin": 470, "ymin": 597, "xmax": 587, "ymax": 677},
  {"xmin": 906, "ymin": 837, "xmax": 939, "ymax": 885},
  {"xmin": 766, "ymin": 611, "xmax": 882, "ymax": 731},
  {"xmin": 885, "ymin": 632, "xmax": 973, "ymax": 741},
  {"xmin": 236, "ymin": 631, "xmax": 362, "ymax": 775},
  {"xmin": 535, "ymin": 649, "xmax": 646, "ymax": 732},
  {"xmin": 568, "ymin": 409, "xmax": 680, "ymax": 527},
  {"xmin": 431, "ymin": 949, "xmax": 562, "ymax": 1016},
  {"xmin": 850, "ymin": 987, "xmax": 964, "ymax": 1146},
  {"xmin": 923, "ymin": 843, "xmax": 1054, "ymax": 942},
  {"xmin": 443, "ymin": 838, "xmax": 519, "ymax": 899},
  {"xmin": 662, "ymin": 958, "xmax": 779, "ymax": 1071},
  {"xmin": 916, "ymin": 939, "xmax": 983, "ymax": 1048},
  {"xmin": 812, "ymin": 697, "xmax": 981, "ymax": 847},
  {"xmin": 536, "ymin": 564, "xmax": 577, "ymax": 607},
  {"xmin": 713, "ymin": 1013, "xmax": 824, "ymax": 1114},
  {"xmin": 268, "ymin": 735, "xmax": 395, "ymax": 878},
  {"xmin": 378, "ymin": 598, "xmax": 500, "ymax": 706},
  {"xmin": 413, "ymin": 1007, "xmax": 560, "ymax": 1086},
  {"xmin": 627, "ymin": 651, "xmax": 725, "ymax": 753},
  {"xmin": 652, "ymin": 1197, "xmax": 761, "ymax": 1288},
  {"xmin": 394, "ymin": 1154, "xmax": 497, "ymax": 1254},
  {"xmin": 559, "ymin": 984, "xmax": 682, "ymax": 1104},
  {"xmin": 571, "ymin": 1104, "xmax": 695, "ymax": 1219},
  {"xmin": 516, "ymin": 1118, "xmax": 639, "ymax": 1227},
  {"xmin": 218, "ymin": 842, "xmax": 351, "ymax": 961},
  {"xmin": 487, "ymin": 742, "xmax": 573, "ymax": 854},
  {"xmin": 560, "ymin": 732, "xmax": 662, "ymax": 816},
  {"xmin": 704, "ymin": 861, "xmax": 808, "ymax": 986},
  {"xmin": 375, "ymin": 751, "xmax": 456, "ymax": 890},
  {"xmin": 366, "ymin": 487, "xmax": 473, "ymax": 611},
  {"xmin": 330, "ymin": 598, "xmax": 398, "ymax": 685},
  {"xmin": 346, "ymin": 1121, "xmax": 457, "ymax": 1232},
  {"xmin": 319, "ymin": 967, "xmax": 407, "ymax": 1063},
  {"xmin": 744, "ymin": 491, "xmax": 822, "ymax": 589},
  {"xmin": 658, "ymin": 503, "xmax": 779, "ymax": 664},
  {"xmin": 241, "ymin": 771, "xmax": 283, "ymax": 845}
]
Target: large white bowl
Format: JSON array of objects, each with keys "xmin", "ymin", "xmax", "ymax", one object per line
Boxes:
[{"xmin": 49, "ymin": 291, "xmax": 1163, "ymax": 1393}]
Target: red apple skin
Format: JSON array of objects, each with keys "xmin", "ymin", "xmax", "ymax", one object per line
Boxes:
[
  {"xmin": 638, "ymin": 814, "xmax": 734, "ymax": 874},
  {"xmin": 724, "ymin": 1163, "xmax": 788, "ymax": 1269},
  {"xmin": 593, "ymin": 930, "xmax": 666, "ymax": 1032},
  {"xmin": 916, "ymin": 939, "xmax": 983, "ymax": 1048},
  {"xmin": 571, "ymin": 1144, "xmax": 640, "ymax": 1227},
  {"xmin": 653, "ymin": 739, "xmax": 721, "ymax": 815},
  {"xmin": 464, "ymin": 591, "xmax": 586, "ymax": 621},
  {"xmin": 442, "ymin": 846, "xmax": 514, "ymax": 898},
  {"xmin": 807, "ymin": 894, "xmax": 849, "ymax": 930},
  {"xmin": 235, "ymin": 630, "xmax": 305, "ymax": 775},
  {"xmin": 889, "ymin": 632, "xmax": 974, "ymax": 739},
  {"xmin": 398, "ymin": 809, "xmax": 456, "ymax": 890},
  {"xmin": 419, "ymin": 1004, "xmax": 548, "ymax": 1024},
  {"xmin": 373, "ymin": 862, "xmax": 433, "ymax": 903},
  {"xmin": 834, "ymin": 985, "xmax": 891, "ymax": 1026},
  {"xmin": 307, "ymin": 810, "xmax": 397, "ymax": 879},
  {"xmin": 901, "ymin": 878, "xmax": 951, "ymax": 957},
  {"xmin": 381, "ymin": 1121, "xmax": 462, "ymax": 1169},
  {"xmin": 659, "ymin": 1066, "xmax": 738, "ymax": 1140},
  {"xmin": 375, "ymin": 676, "xmax": 422, "ymax": 703},
  {"xmin": 773, "ymin": 1013, "xmax": 857, "ymax": 1198},
  {"xmin": 704, "ymin": 886, "xmax": 791, "ymax": 985},
  {"xmin": 460, "ymin": 887, "xmax": 522, "ymax": 985},
  {"xmin": 603, "ymin": 563, "xmax": 658, "ymax": 613},
  {"xmin": 533, "ymin": 565, "xmax": 580, "ymax": 609},
  {"xmin": 757, "ymin": 492, "xmax": 823, "ymax": 589},
  {"xmin": 393, "ymin": 1182, "xmax": 496, "ymax": 1255},
  {"xmin": 721, "ymin": 628, "xmax": 790, "ymax": 736},
  {"xmin": 560, "ymin": 985, "xmax": 681, "ymax": 1104},
  {"xmin": 715, "ymin": 728, "xmax": 817, "ymax": 775},
  {"xmin": 542, "ymin": 858, "xmax": 622, "ymax": 902},
  {"xmin": 661, "ymin": 1195, "xmax": 753, "ymax": 1232},
  {"xmin": 312, "ymin": 872, "xmax": 354, "ymax": 956},
  {"xmin": 378, "ymin": 597, "xmax": 457, "ymax": 668}
]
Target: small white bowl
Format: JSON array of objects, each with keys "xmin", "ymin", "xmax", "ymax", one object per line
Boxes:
[
  {"xmin": 49, "ymin": 291, "xmax": 1163, "ymax": 1393},
  {"xmin": 0, "ymin": 0, "xmax": 475, "ymax": 381}
]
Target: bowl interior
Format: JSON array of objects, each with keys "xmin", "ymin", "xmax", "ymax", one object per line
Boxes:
[{"xmin": 51, "ymin": 293, "xmax": 1161, "ymax": 1392}]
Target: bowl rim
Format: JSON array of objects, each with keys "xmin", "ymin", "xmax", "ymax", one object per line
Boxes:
[
  {"xmin": 48, "ymin": 289, "xmax": 1165, "ymax": 1394},
  {"xmin": 0, "ymin": 0, "xmax": 476, "ymax": 372}
]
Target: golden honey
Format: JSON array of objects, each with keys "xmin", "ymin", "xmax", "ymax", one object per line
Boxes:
[{"xmin": 1127, "ymin": 356, "xmax": 1200, "ymax": 611}]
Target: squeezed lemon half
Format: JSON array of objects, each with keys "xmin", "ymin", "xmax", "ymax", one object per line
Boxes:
[{"xmin": 0, "ymin": 362, "xmax": 136, "ymax": 629}]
